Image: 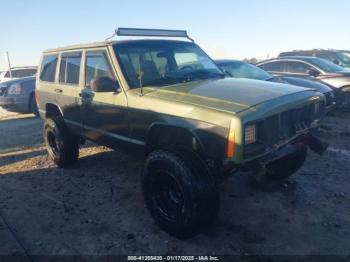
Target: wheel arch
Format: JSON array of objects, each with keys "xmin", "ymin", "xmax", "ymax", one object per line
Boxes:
[
  {"xmin": 145, "ymin": 123, "xmax": 205, "ymax": 156},
  {"xmin": 45, "ymin": 103, "xmax": 63, "ymax": 119}
]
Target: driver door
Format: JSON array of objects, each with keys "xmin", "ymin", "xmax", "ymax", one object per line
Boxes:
[{"xmin": 80, "ymin": 49, "xmax": 128, "ymax": 145}]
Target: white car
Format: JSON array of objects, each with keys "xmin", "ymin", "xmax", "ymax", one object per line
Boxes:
[{"xmin": 0, "ymin": 66, "xmax": 37, "ymax": 82}]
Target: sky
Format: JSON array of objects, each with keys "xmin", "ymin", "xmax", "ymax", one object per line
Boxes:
[{"xmin": 1, "ymin": 0, "xmax": 350, "ymax": 71}]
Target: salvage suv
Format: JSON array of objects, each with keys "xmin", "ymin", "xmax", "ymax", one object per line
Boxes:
[{"xmin": 36, "ymin": 28, "xmax": 327, "ymax": 239}]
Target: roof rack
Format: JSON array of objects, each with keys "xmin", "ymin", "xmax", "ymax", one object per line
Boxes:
[{"xmin": 105, "ymin": 27, "xmax": 194, "ymax": 42}]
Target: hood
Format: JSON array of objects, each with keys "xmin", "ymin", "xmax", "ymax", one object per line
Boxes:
[
  {"xmin": 322, "ymin": 71, "xmax": 350, "ymax": 77},
  {"xmin": 271, "ymin": 76, "xmax": 332, "ymax": 93},
  {"xmin": 144, "ymin": 78, "xmax": 313, "ymax": 114}
]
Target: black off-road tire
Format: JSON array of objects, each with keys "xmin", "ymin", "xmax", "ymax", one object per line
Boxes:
[
  {"xmin": 44, "ymin": 117, "xmax": 79, "ymax": 167},
  {"xmin": 29, "ymin": 94, "xmax": 39, "ymax": 117},
  {"xmin": 142, "ymin": 149, "xmax": 219, "ymax": 239},
  {"xmin": 265, "ymin": 145, "xmax": 307, "ymax": 180}
]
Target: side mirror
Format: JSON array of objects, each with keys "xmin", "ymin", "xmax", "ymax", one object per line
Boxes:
[
  {"xmin": 307, "ymin": 68, "xmax": 320, "ymax": 77},
  {"xmin": 90, "ymin": 76, "xmax": 119, "ymax": 92},
  {"xmin": 333, "ymin": 59, "xmax": 340, "ymax": 65}
]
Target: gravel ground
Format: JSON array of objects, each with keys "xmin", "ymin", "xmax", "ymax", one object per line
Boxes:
[{"xmin": 0, "ymin": 109, "xmax": 350, "ymax": 257}]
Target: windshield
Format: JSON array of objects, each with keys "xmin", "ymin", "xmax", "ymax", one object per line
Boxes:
[
  {"xmin": 308, "ymin": 57, "xmax": 347, "ymax": 73},
  {"xmin": 113, "ymin": 41, "xmax": 224, "ymax": 88},
  {"xmin": 217, "ymin": 61, "xmax": 272, "ymax": 80},
  {"xmin": 337, "ymin": 52, "xmax": 350, "ymax": 65}
]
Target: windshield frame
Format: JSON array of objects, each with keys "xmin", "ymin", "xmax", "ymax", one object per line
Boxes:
[{"xmin": 113, "ymin": 40, "xmax": 224, "ymax": 89}]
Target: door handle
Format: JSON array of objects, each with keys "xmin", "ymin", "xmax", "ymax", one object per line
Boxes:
[{"xmin": 54, "ymin": 88, "xmax": 63, "ymax": 93}]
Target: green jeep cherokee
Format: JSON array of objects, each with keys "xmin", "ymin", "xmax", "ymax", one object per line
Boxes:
[{"xmin": 36, "ymin": 28, "xmax": 327, "ymax": 239}]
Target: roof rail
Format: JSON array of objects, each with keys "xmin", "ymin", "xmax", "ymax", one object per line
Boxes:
[{"xmin": 105, "ymin": 27, "xmax": 194, "ymax": 42}]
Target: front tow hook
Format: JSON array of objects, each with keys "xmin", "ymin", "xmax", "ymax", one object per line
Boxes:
[{"xmin": 306, "ymin": 133, "xmax": 328, "ymax": 155}]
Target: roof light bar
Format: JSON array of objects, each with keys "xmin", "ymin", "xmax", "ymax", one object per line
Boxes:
[{"xmin": 115, "ymin": 27, "xmax": 194, "ymax": 42}]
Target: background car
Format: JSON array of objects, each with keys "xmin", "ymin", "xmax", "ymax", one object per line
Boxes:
[
  {"xmin": 278, "ymin": 49, "xmax": 350, "ymax": 69},
  {"xmin": 0, "ymin": 66, "xmax": 37, "ymax": 83},
  {"xmin": 256, "ymin": 56, "xmax": 350, "ymax": 107},
  {"xmin": 0, "ymin": 76, "xmax": 38, "ymax": 115},
  {"xmin": 215, "ymin": 59, "xmax": 336, "ymax": 111}
]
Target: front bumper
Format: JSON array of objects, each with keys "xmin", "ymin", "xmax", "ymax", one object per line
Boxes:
[
  {"xmin": 258, "ymin": 131, "xmax": 327, "ymax": 166},
  {"xmin": 221, "ymin": 131, "xmax": 327, "ymax": 176}
]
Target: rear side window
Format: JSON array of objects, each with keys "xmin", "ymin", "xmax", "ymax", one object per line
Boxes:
[
  {"xmin": 4, "ymin": 69, "xmax": 36, "ymax": 78},
  {"xmin": 59, "ymin": 52, "xmax": 82, "ymax": 85},
  {"xmin": 261, "ymin": 61, "xmax": 285, "ymax": 72},
  {"xmin": 85, "ymin": 51, "xmax": 114, "ymax": 86},
  {"xmin": 40, "ymin": 55, "xmax": 58, "ymax": 82}
]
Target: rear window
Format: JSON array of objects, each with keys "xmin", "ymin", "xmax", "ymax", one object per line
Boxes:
[
  {"xmin": 59, "ymin": 52, "xmax": 82, "ymax": 85},
  {"xmin": 9, "ymin": 69, "xmax": 36, "ymax": 78},
  {"xmin": 40, "ymin": 55, "xmax": 58, "ymax": 82}
]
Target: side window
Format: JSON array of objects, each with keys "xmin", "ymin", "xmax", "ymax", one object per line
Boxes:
[
  {"xmin": 59, "ymin": 52, "xmax": 82, "ymax": 85},
  {"xmin": 40, "ymin": 55, "xmax": 58, "ymax": 82},
  {"xmin": 85, "ymin": 51, "xmax": 114, "ymax": 87},
  {"xmin": 286, "ymin": 61, "xmax": 312, "ymax": 74},
  {"xmin": 261, "ymin": 61, "xmax": 285, "ymax": 72}
]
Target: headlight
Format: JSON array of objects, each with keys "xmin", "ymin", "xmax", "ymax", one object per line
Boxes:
[
  {"xmin": 8, "ymin": 83, "xmax": 21, "ymax": 95},
  {"xmin": 245, "ymin": 124, "xmax": 257, "ymax": 145}
]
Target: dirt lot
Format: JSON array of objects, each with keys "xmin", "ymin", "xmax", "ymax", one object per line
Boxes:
[{"xmin": 0, "ymin": 107, "xmax": 350, "ymax": 257}]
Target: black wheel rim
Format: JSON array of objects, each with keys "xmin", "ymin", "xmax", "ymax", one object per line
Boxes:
[
  {"xmin": 47, "ymin": 131, "xmax": 59, "ymax": 156},
  {"xmin": 150, "ymin": 171, "xmax": 185, "ymax": 222}
]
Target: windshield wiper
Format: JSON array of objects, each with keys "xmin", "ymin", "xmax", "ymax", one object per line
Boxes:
[
  {"xmin": 265, "ymin": 76, "xmax": 275, "ymax": 81},
  {"xmin": 142, "ymin": 70, "xmax": 225, "ymax": 87},
  {"xmin": 183, "ymin": 70, "xmax": 225, "ymax": 80},
  {"xmin": 142, "ymin": 75, "xmax": 187, "ymax": 87}
]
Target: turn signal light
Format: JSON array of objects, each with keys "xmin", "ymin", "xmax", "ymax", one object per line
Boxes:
[{"xmin": 226, "ymin": 120, "xmax": 235, "ymax": 158}]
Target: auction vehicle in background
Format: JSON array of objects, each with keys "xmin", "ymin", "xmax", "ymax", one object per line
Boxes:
[
  {"xmin": 36, "ymin": 28, "xmax": 328, "ymax": 239},
  {"xmin": 256, "ymin": 56, "xmax": 350, "ymax": 108},
  {"xmin": 215, "ymin": 59, "xmax": 336, "ymax": 112},
  {"xmin": 0, "ymin": 76, "xmax": 38, "ymax": 115},
  {"xmin": 279, "ymin": 49, "xmax": 350, "ymax": 69},
  {"xmin": 0, "ymin": 66, "xmax": 37, "ymax": 83}
]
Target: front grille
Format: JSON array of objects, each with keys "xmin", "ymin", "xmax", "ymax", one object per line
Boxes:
[
  {"xmin": 0, "ymin": 86, "xmax": 7, "ymax": 96},
  {"xmin": 256, "ymin": 102, "xmax": 323, "ymax": 147}
]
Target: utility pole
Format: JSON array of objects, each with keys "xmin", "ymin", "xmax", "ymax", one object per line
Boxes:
[{"xmin": 4, "ymin": 52, "xmax": 12, "ymax": 79}]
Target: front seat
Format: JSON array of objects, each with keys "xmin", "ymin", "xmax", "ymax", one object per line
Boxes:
[{"xmin": 140, "ymin": 59, "xmax": 160, "ymax": 84}]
